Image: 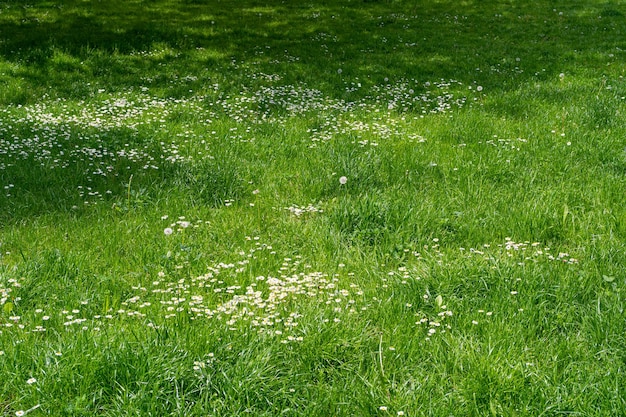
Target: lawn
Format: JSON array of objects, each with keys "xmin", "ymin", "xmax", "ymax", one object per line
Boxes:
[{"xmin": 1, "ymin": 0, "xmax": 626, "ymax": 415}]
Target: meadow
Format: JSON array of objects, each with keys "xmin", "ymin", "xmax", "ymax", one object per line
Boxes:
[{"xmin": 1, "ymin": 0, "xmax": 626, "ymax": 415}]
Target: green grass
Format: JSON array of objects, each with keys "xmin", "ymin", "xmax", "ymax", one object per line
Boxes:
[{"xmin": 1, "ymin": 0, "xmax": 626, "ymax": 415}]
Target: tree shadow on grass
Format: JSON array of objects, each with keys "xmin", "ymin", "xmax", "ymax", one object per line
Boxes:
[{"xmin": 0, "ymin": 0, "xmax": 624, "ymax": 103}]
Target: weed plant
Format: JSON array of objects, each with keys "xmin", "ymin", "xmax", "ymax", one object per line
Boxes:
[{"xmin": 1, "ymin": 0, "xmax": 626, "ymax": 415}]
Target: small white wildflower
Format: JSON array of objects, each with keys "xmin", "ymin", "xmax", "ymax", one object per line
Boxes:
[
  {"xmin": 164, "ymin": 227, "xmax": 173, "ymax": 235},
  {"xmin": 379, "ymin": 406, "xmax": 388, "ymax": 411},
  {"xmin": 339, "ymin": 176, "xmax": 348, "ymax": 185},
  {"xmin": 26, "ymin": 377, "xmax": 37, "ymax": 385}
]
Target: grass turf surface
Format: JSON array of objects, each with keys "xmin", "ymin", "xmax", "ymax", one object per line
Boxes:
[{"xmin": 1, "ymin": 0, "xmax": 626, "ymax": 415}]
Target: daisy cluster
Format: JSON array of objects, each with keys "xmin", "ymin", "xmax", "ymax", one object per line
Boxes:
[
  {"xmin": 1, "ymin": 73, "xmax": 476, "ymax": 203},
  {"xmin": 0, "ymin": 277, "xmax": 20, "ymax": 310},
  {"xmin": 283, "ymin": 203, "xmax": 324, "ymax": 217},
  {"xmin": 0, "ymin": 95, "xmax": 207, "ymax": 203},
  {"xmin": 370, "ymin": 79, "xmax": 467, "ymax": 114},
  {"xmin": 0, "ymin": 96, "xmax": 203, "ymax": 158},
  {"xmin": 0, "ymin": 236, "xmax": 366, "ymax": 345},
  {"xmin": 229, "ymin": 77, "xmax": 471, "ymax": 147},
  {"xmin": 462, "ymin": 238, "xmax": 579, "ymax": 265},
  {"xmin": 139, "ymin": 246, "xmax": 367, "ymax": 344}
]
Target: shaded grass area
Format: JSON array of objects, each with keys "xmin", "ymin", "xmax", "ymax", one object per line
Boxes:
[{"xmin": 1, "ymin": 0, "xmax": 625, "ymax": 102}]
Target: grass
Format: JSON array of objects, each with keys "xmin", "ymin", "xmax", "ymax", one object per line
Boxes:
[{"xmin": 1, "ymin": 0, "xmax": 626, "ymax": 415}]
